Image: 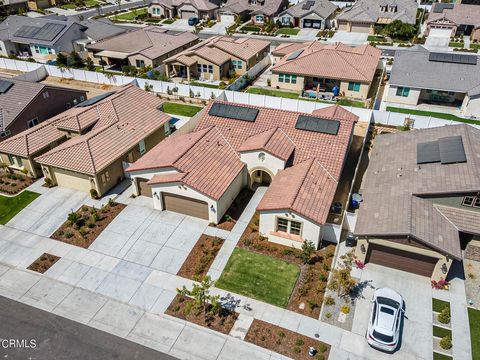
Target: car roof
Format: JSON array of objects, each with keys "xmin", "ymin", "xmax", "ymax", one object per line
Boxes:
[
  {"xmin": 375, "ymin": 304, "xmax": 397, "ymax": 333},
  {"xmin": 374, "ymin": 287, "xmax": 403, "ymax": 304}
]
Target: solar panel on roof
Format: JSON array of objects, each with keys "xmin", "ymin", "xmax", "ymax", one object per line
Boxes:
[
  {"xmin": 439, "ymin": 136, "xmax": 467, "ymax": 164},
  {"xmin": 295, "ymin": 115, "xmax": 340, "ymax": 135},
  {"xmin": 14, "ymin": 23, "xmax": 66, "ymax": 42},
  {"xmin": 76, "ymin": 91, "xmax": 115, "ymax": 107},
  {"xmin": 0, "ymin": 80, "xmax": 13, "ymax": 94},
  {"xmin": 14, "ymin": 25, "xmax": 41, "ymax": 39},
  {"xmin": 417, "ymin": 140, "xmax": 440, "ymax": 164},
  {"xmin": 208, "ymin": 103, "xmax": 258, "ymax": 122},
  {"xmin": 433, "ymin": 3, "xmax": 454, "ymax": 13},
  {"xmin": 302, "ymin": 0, "xmax": 315, "ymax": 10},
  {"xmin": 429, "ymin": 52, "xmax": 477, "ymax": 65},
  {"xmin": 287, "ymin": 49, "xmax": 304, "ymax": 61}
]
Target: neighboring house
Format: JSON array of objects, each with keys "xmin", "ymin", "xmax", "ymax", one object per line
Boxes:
[
  {"xmin": 127, "ymin": 101, "xmax": 358, "ymax": 249},
  {"xmin": 354, "ymin": 124, "xmax": 480, "ymax": 281},
  {"xmin": 72, "ymin": 17, "xmax": 130, "ymax": 53},
  {"xmin": 28, "ymin": 0, "xmax": 62, "ymax": 10},
  {"xmin": 426, "ymin": 3, "xmax": 480, "ymax": 41},
  {"xmin": 1, "ymin": 0, "xmax": 28, "ymax": 13},
  {"xmin": 0, "ymin": 15, "xmax": 88, "ymax": 62},
  {"xmin": 277, "ymin": 0, "xmax": 337, "ymax": 29},
  {"xmin": 385, "ymin": 48, "xmax": 480, "ymax": 117},
  {"xmin": 87, "ymin": 27, "xmax": 198, "ymax": 71},
  {"xmin": 0, "ymin": 85, "xmax": 173, "ymax": 196},
  {"xmin": 271, "ymin": 42, "xmax": 381, "ymax": 100},
  {"xmin": 218, "ymin": 0, "xmax": 289, "ymax": 25},
  {"xmin": 164, "ymin": 36, "xmax": 270, "ymax": 82},
  {"xmin": 148, "ymin": 0, "xmax": 220, "ymax": 20},
  {"xmin": 0, "ymin": 77, "xmax": 86, "ymax": 141},
  {"xmin": 336, "ymin": 0, "xmax": 417, "ymax": 34}
]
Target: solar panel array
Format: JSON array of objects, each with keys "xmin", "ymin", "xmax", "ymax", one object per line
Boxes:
[
  {"xmin": 14, "ymin": 23, "xmax": 66, "ymax": 42},
  {"xmin": 429, "ymin": 52, "xmax": 477, "ymax": 66},
  {"xmin": 0, "ymin": 80, "xmax": 13, "ymax": 94},
  {"xmin": 76, "ymin": 91, "xmax": 115, "ymax": 107},
  {"xmin": 287, "ymin": 49, "xmax": 304, "ymax": 61},
  {"xmin": 433, "ymin": 3, "xmax": 454, "ymax": 13},
  {"xmin": 295, "ymin": 115, "xmax": 340, "ymax": 135},
  {"xmin": 417, "ymin": 136, "xmax": 467, "ymax": 164},
  {"xmin": 302, "ymin": 0, "xmax": 315, "ymax": 10},
  {"xmin": 208, "ymin": 103, "xmax": 259, "ymax": 122}
]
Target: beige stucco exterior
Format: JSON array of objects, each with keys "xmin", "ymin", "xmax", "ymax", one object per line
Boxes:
[{"xmin": 354, "ymin": 238, "xmax": 453, "ymax": 281}]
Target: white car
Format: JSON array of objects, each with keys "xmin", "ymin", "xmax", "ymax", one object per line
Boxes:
[{"xmin": 366, "ymin": 287, "xmax": 404, "ymax": 352}]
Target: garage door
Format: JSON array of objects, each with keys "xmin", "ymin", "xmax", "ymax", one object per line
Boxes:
[
  {"xmin": 303, "ymin": 19, "xmax": 322, "ymax": 29},
  {"xmin": 54, "ymin": 168, "xmax": 91, "ymax": 193},
  {"xmin": 137, "ymin": 178, "xmax": 152, "ymax": 197},
  {"xmin": 366, "ymin": 244, "xmax": 437, "ymax": 277},
  {"xmin": 162, "ymin": 193, "xmax": 208, "ymax": 220},
  {"xmin": 181, "ymin": 10, "xmax": 196, "ymax": 19},
  {"xmin": 220, "ymin": 14, "xmax": 235, "ymax": 23},
  {"xmin": 351, "ymin": 23, "xmax": 371, "ymax": 33}
]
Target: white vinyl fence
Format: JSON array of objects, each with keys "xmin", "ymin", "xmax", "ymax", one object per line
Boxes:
[{"xmin": 227, "ymin": 56, "xmax": 271, "ymax": 92}]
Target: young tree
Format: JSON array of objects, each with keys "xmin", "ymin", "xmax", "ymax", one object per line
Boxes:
[
  {"xmin": 327, "ymin": 250, "xmax": 357, "ymax": 298},
  {"xmin": 56, "ymin": 52, "xmax": 68, "ymax": 66},
  {"xmin": 382, "ymin": 20, "xmax": 416, "ymax": 41},
  {"xmin": 177, "ymin": 276, "xmax": 220, "ymax": 316},
  {"xmin": 68, "ymin": 51, "xmax": 85, "ymax": 68},
  {"xmin": 85, "ymin": 57, "xmax": 95, "ymax": 71},
  {"xmin": 300, "ymin": 240, "xmax": 315, "ymax": 264}
]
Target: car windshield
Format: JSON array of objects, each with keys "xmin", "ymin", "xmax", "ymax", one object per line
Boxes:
[
  {"xmin": 377, "ymin": 296, "xmax": 400, "ymax": 309},
  {"xmin": 373, "ymin": 330, "xmax": 394, "ymax": 344},
  {"xmin": 380, "ymin": 307, "xmax": 395, "ymax": 316}
]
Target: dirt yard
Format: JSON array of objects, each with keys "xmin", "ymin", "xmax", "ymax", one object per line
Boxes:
[{"xmin": 41, "ymin": 76, "xmax": 117, "ymax": 97}]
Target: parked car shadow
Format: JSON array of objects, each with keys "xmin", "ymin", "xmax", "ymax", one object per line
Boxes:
[{"xmin": 349, "ymin": 279, "xmax": 375, "ymax": 303}]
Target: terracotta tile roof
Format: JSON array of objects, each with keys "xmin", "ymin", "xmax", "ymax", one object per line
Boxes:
[
  {"xmin": 272, "ymin": 41, "xmax": 314, "ymax": 57},
  {"xmin": 272, "ymin": 42, "xmax": 381, "ymax": 83},
  {"xmin": 130, "ymin": 127, "xmax": 245, "ymax": 200},
  {"xmin": 355, "ymin": 124, "xmax": 480, "ymax": 259},
  {"xmin": 194, "ymin": 46, "xmax": 231, "ymax": 65},
  {"xmin": 212, "ymin": 37, "xmax": 270, "ymax": 61},
  {"xmin": 435, "ymin": 205, "xmax": 480, "ymax": 236},
  {"xmin": 312, "ymin": 104, "xmax": 360, "ymax": 122},
  {"xmin": 257, "ymin": 158, "xmax": 338, "ymax": 224},
  {"xmin": 238, "ymin": 127, "xmax": 295, "ymax": 161},
  {"xmin": 428, "ymin": 3, "xmax": 480, "ymax": 28},
  {"xmin": 196, "ymin": 101, "xmax": 357, "ymax": 178},
  {"xmin": 34, "ymin": 85, "xmax": 170, "ymax": 175}
]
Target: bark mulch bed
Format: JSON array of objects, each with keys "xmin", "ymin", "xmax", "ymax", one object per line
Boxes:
[
  {"xmin": 27, "ymin": 253, "xmax": 60, "ymax": 274},
  {"xmin": 238, "ymin": 212, "xmax": 336, "ymax": 318},
  {"xmin": 165, "ymin": 295, "xmax": 238, "ymax": 335},
  {"xmin": 177, "ymin": 234, "xmax": 224, "ymax": 280},
  {"xmin": 209, "ymin": 188, "xmax": 254, "ymax": 231},
  {"xmin": 51, "ymin": 201, "xmax": 126, "ymax": 248},
  {"xmin": 0, "ymin": 172, "xmax": 34, "ymax": 195},
  {"xmin": 245, "ymin": 319, "xmax": 331, "ymax": 360}
]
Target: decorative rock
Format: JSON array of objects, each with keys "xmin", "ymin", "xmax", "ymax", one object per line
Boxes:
[
  {"xmin": 338, "ymin": 312, "xmax": 347, "ymax": 323},
  {"xmin": 299, "ymin": 302, "xmax": 305, "ymax": 310}
]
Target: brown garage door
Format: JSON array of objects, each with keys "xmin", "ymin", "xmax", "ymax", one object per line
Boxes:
[
  {"xmin": 162, "ymin": 193, "xmax": 209, "ymax": 220},
  {"xmin": 366, "ymin": 244, "xmax": 437, "ymax": 277},
  {"xmin": 137, "ymin": 178, "xmax": 152, "ymax": 197},
  {"xmin": 181, "ymin": 10, "xmax": 196, "ymax": 19}
]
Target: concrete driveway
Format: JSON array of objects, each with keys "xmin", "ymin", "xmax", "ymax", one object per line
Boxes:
[
  {"xmin": 330, "ymin": 31, "xmax": 368, "ymax": 45},
  {"xmin": 425, "ymin": 28, "xmax": 451, "ymax": 51},
  {"xmin": 161, "ymin": 19, "xmax": 195, "ymax": 32},
  {"xmin": 89, "ymin": 196, "xmax": 209, "ymax": 274},
  {"xmin": 349, "ymin": 264, "xmax": 432, "ymax": 360}
]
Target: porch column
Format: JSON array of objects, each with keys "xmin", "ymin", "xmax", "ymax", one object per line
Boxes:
[
  {"xmin": 165, "ymin": 63, "xmax": 170, "ymax": 77},
  {"xmin": 187, "ymin": 66, "xmax": 191, "ymax": 82}
]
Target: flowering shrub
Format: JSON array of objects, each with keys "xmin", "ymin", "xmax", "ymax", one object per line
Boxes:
[
  {"xmin": 431, "ymin": 278, "xmax": 449, "ymax": 290},
  {"xmin": 354, "ymin": 259, "xmax": 365, "ymax": 269}
]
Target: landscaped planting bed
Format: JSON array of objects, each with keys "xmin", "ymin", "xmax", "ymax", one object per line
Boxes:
[
  {"xmin": 245, "ymin": 319, "xmax": 330, "ymax": 360},
  {"xmin": 166, "ymin": 294, "xmax": 238, "ymax": 334},
  {"xmin": 51, "ymin": 200, "xmax": 125, "ymax": 248},
  {"xmin": 209, "ymin": 188, "xmax": 254, "ymax": 231},
  {"xmin": 432, "ymin": 298, "xmax": 452, "ymax": 359},
  {"xmin": 177, "ymin": 234, "xmax": 224, "ymax": 280},
  {"xmin": 469, "ymin": 307, "xmax": 480, "ymax": 360},
  {"xmin": 0, "ymin": 171, "xmax": 33, "ymax": 195},
  {"xmin": 0, "ymin": 191, "xmax": 40, "ymax": 225},
  {"xmin": 27, "ymin": 253, "xmax": 60, "ymax": 274}
]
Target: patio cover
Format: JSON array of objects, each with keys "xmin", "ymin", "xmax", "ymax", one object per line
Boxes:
[{"xmin": 95, "ymin": 50, "xmax": 128, "ymax": 59}]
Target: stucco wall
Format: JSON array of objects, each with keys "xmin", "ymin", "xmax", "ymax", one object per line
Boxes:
[
  {"xmin": 271, "ymin": 72, "xmax": 305, "ymax": 92},
  {"xmin": 463, "ymin": 95, "xmax": 480, "ymax": 116},
  {"xmin": 339, "ymin": 81, "xmax": 370, "ymax": 100},
  {"xmin": 239, "ymin": 151, "xmax": 286, "ymax": 177},
  {"xmin": 216, "ymin": 167, "xmax": 247, "ymax": 221},
  {"xmin": 46, "ymin": 166, "xmax": 93, "ymax": 193},
  {"xmin": 386, "ymin": 85, "xmax": 421, "ymax": 105}
]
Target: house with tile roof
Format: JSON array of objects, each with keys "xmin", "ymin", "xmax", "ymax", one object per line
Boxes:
[
  {"xmin": 0, "ymin": 84, "xmax": 172, "ymax": 196},
  {"xmin": 426, "ymin": 3, "xmax": 480, "ymax": 41},
  {"xmin": 354, "ymin": 124, "xmax": 480, "ymax": 281},
  {"xmin": 271, "ymin": 42, "xmax": 381, "ymax": 100},
  {"xmin": 217, "ymin": 0, "xmax": 289, "ymax": 25},
  {"xmin": 0, "ymin": 76, "xmax": 86, "ymax": 143},
  {"xmin": 164, "ymin": 36, "xmax": 270, "ymax": 82},
  {"xmin": 277, "ymin": 0, "xmax": 337, "ymax": 29},
  {"xmin": 86, "ymin": 27, "xmax": 199, "ymax": 71},
  {"xmin": 336, "ymin": 0, "xmax": 417, "ymax": 34},
  {"xmin": 127, "ymin": 101, "xmax": 358, "ymax": 248},
  {"xmin": 148, "ymin": 0, "xmax": 221, "ymax": 20}
]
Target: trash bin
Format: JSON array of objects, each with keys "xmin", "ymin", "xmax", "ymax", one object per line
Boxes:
[{"xmin": 346, "ymin": 232, "xmax": 357, "ymax": 247}]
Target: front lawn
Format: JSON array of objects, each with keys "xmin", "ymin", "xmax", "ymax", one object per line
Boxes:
[
  {"xmin": 468, "ymin": 307, "xmax": 480, "ymax": 360},
  {"xmin": 433, "ymin": 298, "xmax": 450, "ymax": 313},
  {"xmin": 276, "ymin": 28, "xmax": 300, "ymax": 36},
  {"xmin": 0, "ymin": 191, "xmax": 40, "ymax": 225},
  {"xmin": 162, "ymin": 102, "xmax": 203, "ymax": 117},
  {"xmin": 433, "ymin": 325, "xmax": 451, "ymax": 338},
  {"xmin": 216, "ymin": 248, "xmax": 300, "ymax": 308},
  {"xmin": 240, "ymin": 25, "xmax": 261, "ymax": 32},
  {"xmin": 386, "ymin": 106, "xmax": 480, "ymax": 125},
  {"xmin": 190, "ymin": 81, "xmax": 220, "ymax": 89},
  {"xmin": 163, "ymin": 18, "xmax": 176, "ymax": 24},
  {"xmin": 113, "ymin": 7, "xmax": 147, "ymax": 21}
]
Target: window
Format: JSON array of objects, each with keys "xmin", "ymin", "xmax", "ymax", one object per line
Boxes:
[
  {"xmin": 396, "ymin": 86, "xmax": 410, "ymax": 97},
  {"xmin": 463, "ymin": 196, "xmax": 475, "ymax": 206},
  {"xmin": 197, "ymin": 64, "xmax": 202, "ymax": 73},
  {"xmin": 34, "ymin": 46, "xmax": 52, "ymax": 55},
  {"xmin": 80, "ymin": 95, "xmax": 85, "ymax": 102},
  {"xmin": 255, "ymin": 15, "xmax": 264, "ymax": 22},
  {"xmin": 7, "ymin": 154, "xmax": 14, "ymax": 165},
  {"xmin": 208, "ymin": 64, "xmax": 213, "ymax": 73},
  {"xmin": 276, "ymin": 218, "xmax": 288, "ymax": 232},
  {"xmin": 290, "ymin": 221, "xmax": 302, "ymax": 235},
  {"xmin": 232, "ymin": 60, "xmax": 243, "ymax": 70},
  {"xmin": 475, "ymin": 198, "xmax": 480, "ymax": 208},
  {"xmin": 42, "ymin": 91, "xmax": 49, "ymax": 99},
  {"xmin": 278, "ymin": 73, "xmax": 296, "ymax": 84},
  {"xmin": 139, "ymin": 139, "xmax": 146, "ymax": 155},
  {"xmin": 17, "ymin": 157, "xmax": 23, "ymax": 168},
  {"xmin": 291, "ymin": 75, "xmax": 297, "ymax": 84},
  {"xmin": 278, "ymin": 73, "xmax": 284, "ymax": 82},
  {"xmin": 136, "ymin": 59, "xmax": 145, "ymax": 68},
  {"xmin": 348, "ymin": 82, "xmax": 361, "ymax": 92},
  {"xmin": 281, "ymin": 16, "xmax": 290, "ymax": 25},
  {"xmin": 27, "ymin": 118, "xmax": 38, "ymax": 128},
  {"xmin": 0, "ymin": 130, "xmax": 10, "ymax": 138}
]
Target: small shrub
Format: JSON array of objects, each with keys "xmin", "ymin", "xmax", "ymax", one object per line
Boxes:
[
  {"xmin": 295, "ymin": 338, "xmax": 304, "ymax": 346},
  {"xmin": 468, "ymin": 272, "xmax": 475, "ymax": 279},
  {"xmin": 293, "ymin": 347, "xmax": 301, "ymax": 354},
  {"xmin": 90, "ymin": 188, "xmax": 99, "ymax": 199},
  {"xmin": 307, "ymin": 299, "xmax": 318, "ymax": 310},
  {"xmin": 439, "ymin": 335, "xmax": 452, "ymax": 350},
  {"xmin": 278, "ymin": 331, "xmax": 285, "ymax": 338},
  {"xmin": 68, "ymin": 211, "xmax": 80, "ymax": 223},
  {"xmin": 318, "ymin": 343, "xmax": 328, "ymax": 353},
  {"xmin": 325, "ymin": 312, "xmax": 332, "ymax": 319},
  {"xmin": 282, "ymin": 248, "xmax": 295, "ymax": 256},
  {"xmin": 65, "ymin": 232, "xmax": 73, "ymax": 239},
  {"xmin": 108, "ymin": 198, "xmax": 116, "ymax": 207},
  {"xmin": 319, "ymin": 273, "xmax": 328, "ymax": 282},
  {"xmin": 438, "ymin": 306, "xmax": 451, "ymax": 324},
  {"xmin": 87, "ymin": 222, "xmax": 95, "ymax": 228},
  {"xmin": 340, "ymin": 305, "xmax": 350, "ymax": 314},
  {"xmin": 44, "ymin": 177, "xmax": 53, "ymax": 187},
  {"xmin": 78, "ymin": 227, "xmax": 88, "ymax": 237},
  {"xmin": 322, "ymin": 263, "xmax": 330, "ymax": 271},
  {"xmin": 316, "ymin": 355, "xmax": 325, "ymax": 360},
  {"xmin": 324, "ymin": 295, "xmax": 335, "ymax": 306}
]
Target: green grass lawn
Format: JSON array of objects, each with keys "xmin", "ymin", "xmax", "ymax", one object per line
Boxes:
[
  {"xmin": 368, "ymin": 35, "xmax": 385, "ymax": 42},
  {"xmin": 216, "ymin": 248, "xmax": 300, "ymax": 308},
  {"xmin": 163, "ymin": 18, "xmax": 176, "ymax": 24},
  {"xmin": 276, "ymin": 28, "xmax": 300, "ymax": 36},
  {"xmin": 190, "ymin": 81, "xmax": 220, "ymax": 89},
  {"xmin": 433, "ymin": 352, "xmax": 452, "ymax": 360},
  {"xmin": 113, "ymin": 7, "xmax": 147, "ymax": 21},
  {"xmin": 241, "ymin": 25, "xmax": 261, "ymax": 32},
  {"xmin": 449, "ymin": 42, "xmax": 464, "ymax": 48},
  {"xmin": 433, "ymin": 325, "xmax": 452, "ymax": 338},
  {"xmin": 0, "ymin": 191, "xmax": 40, "ymax": 225},
  {"xmin": 468, "ymin": 308, "xmax": 480, "ymax": 360},
  {"xmin": 162, "ymin": 102, "xmax": 203, "ymax": 117},
  {"xmin": 386, "ymin": 106, "xmax": 480, "ymax": 125},
  {"xmin": 432, "ymin": 298, "xmax": 450, "ymax": 313}
]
